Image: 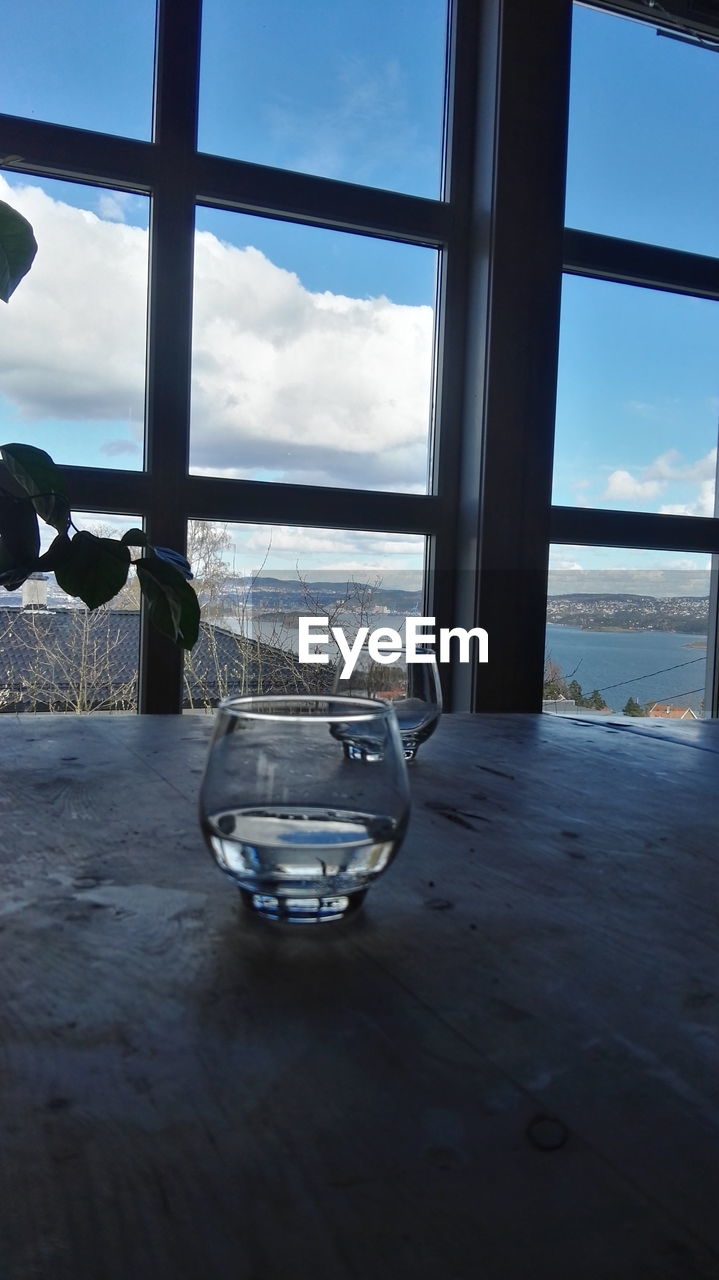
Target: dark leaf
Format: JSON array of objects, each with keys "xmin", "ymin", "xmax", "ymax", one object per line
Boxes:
[
  {"xmin": 0, "ymin": 457, "xmax": 24, "ymax": 500},
  {"xmin": 120, "ymin": 528, "xmax": 149, "ymax": 548},
  {"xmin": 54, "ymin": 531, "xmax": 130, "ymax": 610},
  {"xmin": 0, "ymin": 201, "xmax": 38, "ymax": 303},
  {"xmin": 0, "ymin": 486, "xmax": 40, "ymax": 589},
  {"xmin": 36, "ymin": 532, "xmax": 73, "ymax": 572},
  {"xmin": 0, "ymin": 443, "xmax": 70, "ymax": 533},
  {"xmin": 136, "ymin": 553, "xmax": 200, "ymax": 650},
  {"xmin": 0, "ymin": 563, "xmax": 36, "ymax": 591},
  {"xmin": 0, "ymin": 489, "xmax": 40, "ymax": 569},
  {"xmin": 154, "ymin": 546, "xmax": 193, "ymax": 580}
]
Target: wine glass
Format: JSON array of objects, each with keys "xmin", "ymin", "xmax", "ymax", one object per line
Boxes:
[
  {"xmin": 332, "ymin": 644, "xmax": 442, "ymax": 760},
  {"xmin": 199, "ymin": 695, "xmax": 411, "ymax": 924}
]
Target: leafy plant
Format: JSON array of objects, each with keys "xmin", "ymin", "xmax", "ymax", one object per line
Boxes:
[
  {"xmin": 0, "ymin": 200, "xmax": 199, "ymax": 649},
  {"xmin": 0, "ymin": 199, "xmax": 37, "ymax": 303}
]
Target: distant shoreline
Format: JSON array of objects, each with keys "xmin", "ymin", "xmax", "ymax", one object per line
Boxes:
[{"xmin": 548, "ymin": 622, "xmax": 707, "ymax": 641}]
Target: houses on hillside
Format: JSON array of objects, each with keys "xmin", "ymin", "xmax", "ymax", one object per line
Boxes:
[
  {"xmin": 647, "ymin": 703, "xmax": 698, "ymax": 721},
  {"xmin": 542, "ymin": 695, "xmax": 699, "ymax": 719}
]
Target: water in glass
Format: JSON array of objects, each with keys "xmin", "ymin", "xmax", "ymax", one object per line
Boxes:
[
  {"xmin": 199, "ymin": 696, "xmax": 410, "ymax": 923},
  {"xmin": 332, "ymin": 645, "xmax": 442, "ymax": 759}
]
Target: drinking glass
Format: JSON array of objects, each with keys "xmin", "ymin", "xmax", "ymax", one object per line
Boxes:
[
  {"xmin": 199, "ymin": 695, "xmax": 411, "ymax": 924},
  {"xmin": 332, "ymin": 645, "xmax": 442, "ymax": 760}
]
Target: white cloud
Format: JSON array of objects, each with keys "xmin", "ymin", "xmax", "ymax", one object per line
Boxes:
[
  {"xmin": 603, "ymin": 470, "xmax": 663, "ymax": 501},
  {"xmin": 548, "ymin": 556, "xmax": 583, "ymax": 571},
  {"xmin": 643, "ymin": 449, "xmax": 682, "ymax": 480},
  {"xmin": 0, "ymin": 176, "xmax": 433, "ymax": 493},
  {"xmin": 0, "ymin": 177, "xmax": 147, "ymax": 422},
  {"xmin": 549, "ymin": 564, "xmax": 711, "ymax": 595},
  {"xmin": 100, "ymin": 438, "xmax": 142, "ymax": 457},
  {"xmin": 660, "ymin": 479, "xmax": 716, "ymax": 517},
  {"xmin": 663, "ymin": 557, "xmax": 709, "ymax": 571},
  {"xmin": 96, "ymin": 192, "xmax": 134, "ymax": 223},
  {"xmin": 243, "ymin": 526, "xmax": 421, "ymax": 559},
  {"xmin": 190, "ymin": 233, "xmax": 433, "ymax": 489},
  {"xmin": 602, "ymin": 448, "xmax": 717, "ymax": 512},
  {"xmin": 624, "ymin": 399, "xmax": 658, "ymax": 418},
  {"xmin": 264, "ymin": 57, "xmax": 431, "ymax": 187},
  {"xmin": 645, "ymin": 448, "xmax": 716, "ymax": 483},
  {"xmin": 567, "ymin": 478, "xmax": 593, "ymax": 507}
]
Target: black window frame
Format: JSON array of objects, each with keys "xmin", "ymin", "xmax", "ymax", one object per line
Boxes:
[
  {"xmin": 553, "ymin": 0, "xmax": 719, "ymax": 718},
  {"xmin": 6, "ymin": 1, "xmax": 714, "ymax": 716}
]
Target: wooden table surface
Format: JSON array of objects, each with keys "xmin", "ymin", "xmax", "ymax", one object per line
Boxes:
[{"xmin": 1, "ymin": 712, "xmax": 718, "ymax": 1280}]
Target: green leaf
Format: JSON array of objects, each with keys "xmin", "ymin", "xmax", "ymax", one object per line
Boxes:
[
  {"xmin": 0, "ymin": 443, "xmax": 70, "ymax": 533},
  {"xmin": 54, "ymin": 531, "xmax": 131, "ymax": 610},
  {"xmin": 120, "ymin": 528, "xmax": 149, "ymax": 548},
  {"xmin": 136, "ymin": 553, "xmax": 200, "ymax": 650},
  {"xmin": 0, "ymin": 201, "xmax": 38, "ymax": 303}
]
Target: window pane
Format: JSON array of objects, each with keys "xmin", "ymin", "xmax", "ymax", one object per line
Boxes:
[
  {"xmin": 0, "ymin": 0, "xmax": 155, "ymax": 139},
  {"xmin": 190, "ymin": 208, "xmax": 436, "ymax": 493},
  {"xmin": 544, "ymin": 547, "xmax": 710, "ymax": 719},
  {"xmin": 198, "ymin": 0, "xmax": 448, "ymax": 199},
  {"xmin": 566, "ymin": 5, "xmax": 719, "ymax": 256},
  {"xmin": 0, "ymin": 512, "xmax": 141, "ymax": 713},
  {"xmin": 183, "ymin": 521, "xmax": 424, "ymax": 711},
  {"xmin": 0, "ymin": 174, "xmax": 148, "ymax": 471},
  {"xmin": 552, "ymin": 275, "xmax": 719, "ymax": 517}
]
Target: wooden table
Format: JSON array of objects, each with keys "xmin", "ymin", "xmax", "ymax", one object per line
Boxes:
[{"xmin": 1, "ymin": 712, "xmax": 718, "ymax": 1279}]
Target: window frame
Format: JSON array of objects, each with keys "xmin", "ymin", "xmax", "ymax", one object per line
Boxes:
[
  {"xmin": 1, "ymin": 0, "xmax": 459, "ymax": 712},
  {"xmin": 3, "ymin": 0, "xmax": 714, "ymax": 716},
  {"xmin": 553, "ymin": 0, "xmax": 719, "ymax": 718}
]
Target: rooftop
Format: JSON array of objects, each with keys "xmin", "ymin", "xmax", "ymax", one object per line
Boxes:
[{"xmin": 0, "ymin": 608, "xmax": 325, "ymax": 712}]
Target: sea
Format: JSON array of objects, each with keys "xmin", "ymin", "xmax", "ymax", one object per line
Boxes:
[
  {"xmin": 544, "ymin": 624, "xmax": 707, "ymax": 714},
  {"xmin": 220, "ymin": 613, "xmax": 709, "ymax": 715}
]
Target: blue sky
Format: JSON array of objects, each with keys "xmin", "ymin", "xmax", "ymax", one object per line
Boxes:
[
  {"xmin": 0, "ymin": 2, "xmax": 717, "ymax": 583},
  {"xmin": 556, "ymin": 3, "xmax": 719, "ymax": 539}
]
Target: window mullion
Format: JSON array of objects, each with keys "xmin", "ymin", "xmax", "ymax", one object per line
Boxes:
[
  {"xmin": 564, "ymin": 228, "xmax": 719, "ymax": 302},
  {"xmin": 424, "ymin": 0, "xmax": 481, "ymax": 712},
  {"xmin": 471, "ymin": 0, "xmax": 572, "ymax": 712},
  {"xmin": 138, "ymin": 0, "xmax": 202, "ymax": 713}
]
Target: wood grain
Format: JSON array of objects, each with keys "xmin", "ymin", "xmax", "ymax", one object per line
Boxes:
[{"xmin": 1, "ymin": 713, "xmax": 718, "ymax": 1278}]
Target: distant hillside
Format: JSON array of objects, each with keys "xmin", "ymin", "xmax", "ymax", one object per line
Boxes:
[
  {"xmin": 222, "ymin": 577, "xmax": 423, "ymax": 614},
  {"xmin": 547, "ymin": 594, "xmax": 708, "ymax": 633}
]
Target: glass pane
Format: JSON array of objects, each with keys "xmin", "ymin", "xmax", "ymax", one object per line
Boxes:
[
  {"xmin": 545, "ymin": 546, "xmax": 710, "ymax": 719},
  {"xmin": 0, "ymin": 512, "xmax": 141, "ymax": 713},
  {"xmin": 198, "ymin": 0, "xmax": 448, "ymax": 199},
  {"xmin": 190, "ymin": 208, "xmax": 436, "ymax": 492},
  {"xmin": 552, "ymin": 275, "xmax": 719, "ymax": 517},
  {"xmin": 0, "ymin": 173, "xmax": 148, "ymax": 471},
  {"xmin": 566, "ymin": 5, "xmax": 719, "ymax": 256},
  {"xmin": 183, "ymin": 521, "xmax": 424, "ymax": 710},
  {"xmin": 1, "ymin": 0, "xmax": 155, "ymax": 139}
]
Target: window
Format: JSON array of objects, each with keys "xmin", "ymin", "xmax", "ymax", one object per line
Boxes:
[
  {"xmin": 1, "ymin": 0, "xmax": 156, "ymax": 139},
  {"xmin": 565, "ymin": 3, "xmax": 719, "ymax": 257},
  {"xmin": 554, "ymin": 277, "xmax": 719, "ymax": 520},
  {"xmin": 545, "ymin": 545, "xmax": 710, "ymax": 718},
  {"xmin": 0, "ymin": 510, "xmax": 142, "ymax": 713},
  {"xmin": 0, "ymin": 0, "xmax": 460, "ymax": 712},
  {"xmin": 198, "ymin": 0, "xmax": 448, "ymax": 199},
  {"xmin": 9, "ymin": 0, "xmax": 713, "ymax": 718},
  {"xmin": 183, "ymin": 520, "xmax": 424, "ymax": 711},
  {"xmin": 190, "ymin": 209, "xmax": 437, "ymax": 493},
  {"xmin": 0, "ymin": 173, "xmax": 148, "ymax": 470},
  {"xmin": 550, "ymin": 1, "xmax": 719, "ymax": 719}
]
